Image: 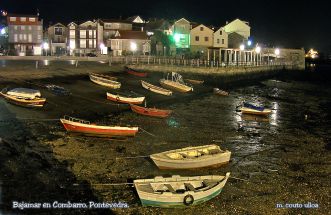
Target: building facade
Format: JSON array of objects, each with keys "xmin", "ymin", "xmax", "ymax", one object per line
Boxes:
[
  {"xmin": 213, "ymin": 27, "xmax": 228, "ymax": 48},
  {"xmin": 190, "ymin": 24, "xmax": 213, "ymax": 53},
  {"xmin": 102, "ymin": 19, "xmax": 132, "ymax": 41},
  {"xmin": 47, "ymin": 23, "xmax": 67, "ymax": 55},
  {"xmin": 109, "ymin": 30, "xmax": 150, "ymax": 56},
  {"xmin": 223, "ymin": 18, "xmax": 250, "ymax": 49},
  {"xmin": 7, "ymin": 14, "xmax": 43, "ymax": 55},
  {"xmin": 170, "ymin": 18, "xmax": 190, "ymax": 51}
]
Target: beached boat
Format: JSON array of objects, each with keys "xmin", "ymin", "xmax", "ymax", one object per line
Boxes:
[
  {"xmin": 134, "ymin": 172, "xmax": 230, "ymax": 207},
  {"xmin": 0, "ymin": 88, "xmax": 46, "ymax": 107},
  {"xmin": 60, "ymin": 115, "xmax": 139, "ymax": 137},
  {"xmin": 150, "ymin": 145, "xmax": 231, "ymax": 169},
  {"xmin": 130, "ymin": 104, "xmax": 172, "ymax": 118},
  {"xmin": 239, "ymin": 102, "xmax": 272, "ymax": 116},
  {"xmin": 45, "ymin": 84, "xmax": 70, "ymax": 96},
  {"xmin": 160, "ymin": 72, "xmax": 193, "ymax": 93},
  {"xmin": 213, "ymin": 88, "xmax": 229, "ymax": 96},
  {"xmin": 106, "ymin": 92, "xmax": 145, "ymax": 104},
  {"xmin": 90, "ymin": 73, "xmax": 118, "ymax": 81},
  {"xmin": 185, "ymin": 79, "xmax": 204, "ymax": 85},
  {"xmin": 141, "ymin": 80, "xmax": 172, "ymax": 96},
  {"xmin": 125, "ymin": 66, "xmax": 148, "ymax": 77},
  {"xmin": 89, "ymin": 73, "xmax": 121, "ymax": 89}
]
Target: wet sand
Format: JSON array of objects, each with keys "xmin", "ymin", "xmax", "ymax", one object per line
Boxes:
[{"xmin": 0, "ymin": 60, "xmax": 330, "ymax": 214}]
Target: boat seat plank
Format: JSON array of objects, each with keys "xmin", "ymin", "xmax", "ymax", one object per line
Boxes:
[
  {"xmin": 197, "ymin": 150, "xmax": 207, "ymax": 155},
  {"xmin": 208, "ymin": 149, "xmax": 220, "ymax": 155},
  {"xmin": 164, "ymin": 184, "xmax": 176, "ymax": 193},
  {"xmin": 203, "ymin": 180, "xmax": 218, "ymax": 188},
  {"xmin": 184, "ymin": 183, "xmax": 197, "ymax": 192}
]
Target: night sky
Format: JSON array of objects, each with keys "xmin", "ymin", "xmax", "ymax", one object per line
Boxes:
[{"xmin": 1, "ymin": 0, "xmax": 330, "ymax": 53}]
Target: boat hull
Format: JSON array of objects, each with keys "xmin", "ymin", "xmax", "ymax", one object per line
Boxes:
[
  {"xmin": 127, "ymin": 70, "xmax": 147, "ymax": 77},
  {"xmin": 60, "ymin": 119, "xmax": 138, "ymax": 137},
  {"xmin": 151, "ymin": 151, "xmax": 231, "ymax": 169},
  {"xmin": 106, "ymin": 93, "xmax": 145, "ymax": 104},
  {"xmin": 159, "ymin": 79, "xmax": 193, "ymax": 93},
  {"xmin": 240, "ymin": 107, "xmax": 272, "ymax": 116},
  {"xmin": 0, "ymin": 91, "xmax": 46, "ymax": 108},
  {"xmin": 185, "ymin": 79, "xmax": 204, "ymax": 85},
  {"xmin": 141, "ymin": 81, "xmax": 172, "ymax": 96},
  {"xmin": 130, "ymin": 104, "xmax": 172, "ymax": 118},
  {"xmin": 89, "ymin": 74, "xmax": 121, "ymax": 89},
  {"xmin": 135, "ymin": 173, "xmax": 230, "ymax": 208}
]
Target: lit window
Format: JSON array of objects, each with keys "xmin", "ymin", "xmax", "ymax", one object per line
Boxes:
[
  {"xmin": 10, "ymin": 17, "xmax": 16, "ymax": 22},
  {"xmin": 55, "ymin": 27, "xmax": 63, "ymax": 35},
  {"xmin": 21, "ymin": 17, "xmax": 26, "ymax": 22},
  {"xmin": 80, "ymin": 30, "xmax": 86, "ymax": 38},
  {"xmin": 80, "ymin": 40, "xmax": 86, "ymax": 48},
  {"xmin": 29, "ymin": 18, "xmax": 36, "ymax": 22}
]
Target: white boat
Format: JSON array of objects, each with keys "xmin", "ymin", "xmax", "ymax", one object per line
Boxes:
[
  {"xmin": 134, "ymin": 173, "xmax": 230, "ymax": 207},
  {"xmin": 150, "ymin": 145, "xmax": 231, "ymax": 169},
  {"xmin": 106, "ymin": 92, "xmax": 145, "ymax": 104},
  {"xmin": 89, "ymin": 73, "xmax": 121, "ymax": 89},
  {"xmin": 141, "ymin": 80, "xmax": 172, "ymax": 96},
  {"xmin": 1, "ymin": 88, "xmax": 46, "ymax": 107},
  {"xmin": 159, "ymin": 72, "xmax": 193, "ymax": 93}
]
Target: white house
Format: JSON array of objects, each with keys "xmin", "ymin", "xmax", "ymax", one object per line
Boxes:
[
  {"xmin": 223, "ymin": 18, "xmax": 250, "ymax": 39},
  {"xmin": 213, "ymin": 27, "xmax": 228, "ymax": 48}
]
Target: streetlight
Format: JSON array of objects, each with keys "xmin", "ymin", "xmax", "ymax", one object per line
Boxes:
[
  {"xmin": 43, "ymin": 42, "xmax": 49, "ymax": 56},
  {"xmin": 239, "ymin": 44, "xmax": 245, "ymax": 51},
  {"xmin": 255, "ymin": 46, "xmax": 261, "ymax": 54},
  {"xmin": 130, "ymin": 42, "xmax": 137, "ymax": 55},
  {"xmin": 247, "ymin": 40, "xmax": 252, "ymax": 47},
  {"xmin": 100, "ymin": 43, "xmax": 105, "ymax": 55},
  {"xmin": 274, "ymin": 48, "xmax": 280, "ymax": 56}
]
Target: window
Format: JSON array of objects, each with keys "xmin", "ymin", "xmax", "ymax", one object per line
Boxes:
[
  {"xmin": 23, "ymin": 34, "xmax": 27, "ymax": 41},
  {"xmin": 19, "ymin": 34, "xmax": 23, "ymax": 40},
  {"xmin": 217, "ymin": 39, "xmax": 220, "ymax": 44},
  {"xmin": 222, "ymin": 39, "xmax": 224, "ymax": 44},
  {"xmin": 55, "ymin": 27, "xmax": 63, "ymax": 35},
  {"xmin": 21, "ymin": 26, "xmax": 25, "ymax": 30},
  {"xmin": 70, "ymin": 30, "xmax": 75, "ymax": 38},
  {"xmin": 220, "ymin": 31, "xmax": 222, "ymax": 35},
  {"xmin": 204, "ymin": 37, "xmax": 209, "ymax": 42},
  {"xmin": 89, "ymin": 39, "xmax": 92, "ymax": 48},
  {"xmin": 14, "ymin": 34, "xmax": 18, "ymax": 42},
  {"xmin": 80, "ymin": 30, "xmax": 86, "ymax": 38},
  {"xmin": 89, "ymin": 30, "xmax": 93, "ymax": 38},
  {"xmin": 29, "ymin": 18, "xmax": 36, "ymax": 22},
  {"xmin": 28, "ymin": 34, "xmax": 32, "ymax": 42},
  {"xmin": 94, "ymin": 39, "xmax": 96, "ymax": 48},
  {"xmin": 10, "ymin": 17, "xmax": 16, "ymax": 22},
  {"xmin": 80, "ymin": 40, "xmax": 86, "ymax": 48},
  {"xmin": 93, "ymin": 30, "xmax": 96, "ymax": 38},
  {"xmin": 37, "ymin": 34, "xmax": 42, "ymax": 41},
  {"xmin": 200, "ymin": 26, "xmax": 204, "ymax": 31},
  {"xmin": 21, "ymin": 17, "xmax": 26, "ymax": 22},
  {"xmin": 195, "ymin": 36, "xmax": 199, "ymax": 41}
]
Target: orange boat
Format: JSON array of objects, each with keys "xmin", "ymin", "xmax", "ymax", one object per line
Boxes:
[
  {"xmin": 60, "ymin": 116, "xmax": 139, "ymax": 137},
  {"xmin": 130, "ymin": 104, "xmax": 172, "ymax": 118}
]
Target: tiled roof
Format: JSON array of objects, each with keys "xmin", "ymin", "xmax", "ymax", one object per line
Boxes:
[{"xmin": 114, "ymin": 30, "xmax": 148, "ymax": 40}]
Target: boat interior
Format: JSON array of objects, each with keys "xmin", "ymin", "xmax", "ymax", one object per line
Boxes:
[
  {"xmin": 63, "ymin": 115, "xmax": 91, "ymax": 124},
  {"xmin": 166, "ymin": 146, "xmax": 222, "ymax": 159}
]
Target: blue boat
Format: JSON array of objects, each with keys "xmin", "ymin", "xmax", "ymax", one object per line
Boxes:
[{"xmin": 243, "ymin": 102, "xmax": 265, "ymax": 111}]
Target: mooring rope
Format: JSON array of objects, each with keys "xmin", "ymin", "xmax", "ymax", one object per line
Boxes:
[{"xmin": 139, "ymin": 127, "xmax": 157, "ymax": 137}]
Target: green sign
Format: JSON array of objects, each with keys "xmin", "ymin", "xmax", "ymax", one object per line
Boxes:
[{"xmin": 173, "ymin": 33, "xmax": 189, "ymax": 49}]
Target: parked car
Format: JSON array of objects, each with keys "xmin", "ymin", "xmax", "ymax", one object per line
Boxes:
[{"xmin": 86, "ymin": 53, "xmax": 97, "ymax": 57}]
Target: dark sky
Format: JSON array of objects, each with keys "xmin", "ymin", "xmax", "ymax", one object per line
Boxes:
[{"xmin": 1, "ymin": 0, "xmax": 330, "ymax": 53}]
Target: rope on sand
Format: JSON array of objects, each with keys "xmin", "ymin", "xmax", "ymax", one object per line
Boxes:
[{"xmin": 139, "ymin": 127, "xmax": 157, "ymax": 137}]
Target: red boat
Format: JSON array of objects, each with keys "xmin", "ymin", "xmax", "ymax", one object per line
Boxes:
[
  {"xmin": 60, "ymin": 116, "xmax": 139, "ymax": 137},
  {"xmin": 125, "ymin": 67, "xmax": 147, "ymax": 77},
  {"xmin": 130, "ymin": 104, "xmax": 172, "ymax": 118}
]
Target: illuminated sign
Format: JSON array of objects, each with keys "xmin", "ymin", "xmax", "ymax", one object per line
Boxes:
[{"xmin": 173, "ymin": 33, "xmax": 189, "ymax": 49}]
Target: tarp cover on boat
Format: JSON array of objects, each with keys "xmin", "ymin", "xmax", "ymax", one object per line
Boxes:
[
  {"xmin": 243, "ymin": 102, "xmax": 264, "ymax": 111},
  {"xmin": 7, "ymin": 88, "xmax": 41, "ymax": 99}
]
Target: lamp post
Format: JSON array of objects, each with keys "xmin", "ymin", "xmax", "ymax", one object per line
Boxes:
[
  {"xmin": 130, "ymin": 42, "xmax": 137, "ymax": 55},
  {"xmin": 255, "ymin": 46, "xmax": 261, "ymax": 65},
  {"xmin": 100, "ymin": 43, "xmax": 105, "ymax": 55}
]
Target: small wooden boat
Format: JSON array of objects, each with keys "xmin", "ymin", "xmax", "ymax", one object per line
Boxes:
[
  {"xmin": 213, "ymin": 88, "xmax": 229, "ymax": 96},
  {"xmin": 239, "ymin": 103, "xmax": 272, "ymax": 116},
  {"xmin": 106, "ymin": 92, "xmax": 145, "ymax": 104},
  {"xmin": 89, "ymin": 73, "xmax": 121, "ymax": 89},
  {"xmin": 0, "ymin": 88, "xmax": 46, "ymax": 107},
  {"xmin": 125, "ymin": 66, "xmax": 148, "ymax": 77},
  {"xmin": 160, "ymin": 79, "xmax": 192, "ymax": 93},
  {"xmin": 90, "ymin": 73, "xmax": 117, "ymax": 81},
  {"xmin": 185, "ymin": 79, "xmax": 204, "ymax": 85},
  {"xmin": 134, "ymin": 172, "xmax": 230, "ymax": 207},
  {"xmin": 150, "ymin": 145, "xmax": 231, "ymax": 169},
  {"xmin": 160, "ymin": 72, "xmax": 193, "ymax": 93},
  {"xmin": 60, "ymin": 115, "xmax": 139, "ymax": 137},
  {"xmin": 130, "ymin": 104, "xmax": 172, "ymax": 118},
  {"xmin": 45, "ymin": 84, "xmax": 70, "ymax": 96},
  {"xmin": 141, "ymin": 80, "xmax": 172, "ymax": 96}
]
